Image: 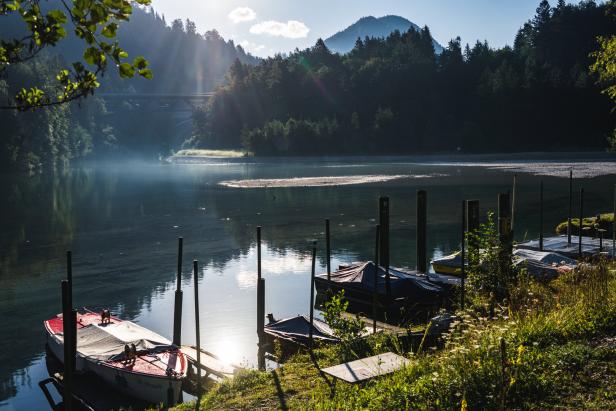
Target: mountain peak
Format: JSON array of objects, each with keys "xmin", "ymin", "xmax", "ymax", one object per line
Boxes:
[{"xmin": 324, "ymin": 15, "xmax": 443, "ymax": 54}]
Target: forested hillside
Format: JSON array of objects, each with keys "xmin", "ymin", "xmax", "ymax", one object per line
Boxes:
[
  {"xmin": 192, "ymin": 1, "xmax": 615, "ymax": 155},
  {"xmin": 0, "ymin": 5, "xmax": 257, "ymax": 173}
]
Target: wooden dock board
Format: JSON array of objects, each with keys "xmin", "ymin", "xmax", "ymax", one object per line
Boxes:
[
  {"xmin": 517, "ymin": 235, "xmax": 614, "ymax": 258},
  {"xmin": 321, "ymin": 352, "xmax": 411, "ymax": 384},
  {"xmin": 181, "ymin": 345, "xmax": 242, "ymax": 378}
]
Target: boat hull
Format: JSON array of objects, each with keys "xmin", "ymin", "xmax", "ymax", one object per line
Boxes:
[{"xmin": 46, "ymin": 321, "xmax": 183, "ymax": 405}]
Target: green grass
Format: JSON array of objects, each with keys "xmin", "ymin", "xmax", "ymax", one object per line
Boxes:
[
  {"xmin": 555, "ymin": 213, "xmax": 614, "ymax": 235},
  {"xmin": 169, "ymin": 264, "xmax": 616, "ymax": 411},
  {"xmin": 172, "ymin": 149, "xmax": 250, "ymax": 158}
]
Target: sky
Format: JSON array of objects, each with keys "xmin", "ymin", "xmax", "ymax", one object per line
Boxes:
[{"xmin": 150, "ymin": 1, "xmax": 582, "ymax": 57}]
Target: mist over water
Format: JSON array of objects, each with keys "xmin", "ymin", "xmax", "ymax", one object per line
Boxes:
[{"xmin": 1, "ymin": 154, "xmax": 615, "ymax": 409}]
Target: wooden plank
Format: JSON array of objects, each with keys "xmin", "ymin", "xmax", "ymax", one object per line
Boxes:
[
  {"xmin": 321, "ymin": 352, "xmax": 411, "ymax": 384},
  {"xmin": 181, "ymin": 345, "xmax": 241, "ymax": 378}
]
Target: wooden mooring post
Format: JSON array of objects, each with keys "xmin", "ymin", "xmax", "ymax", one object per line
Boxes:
[
  {"xmin": 309, "ymin": 241, "xmax": 317, "ymax": 349},
  {"xmin": 256, "ymin": 226, "xmax": 265, "ymax": 369},
  {"xmin": 325, "ymin": 219, "xmax": 331, "ymax": 282},
  {"xmin": 511, "ymin": 174, "xmax": 517, "ymax": 233},
  {"xmin": 466, "ymin": 200, "xmax": 480, "ymax": 242},
  {"xmin": 568, "ymin": 170, "xmax": 573, "ymax": 245},
  {"xmin": 373, "ymin": 225, "xmax": 380, "ymax": 334},
  {"xmin": 66, "ymin": 251, "xmax": 76, "ymax": 367},
  {"xmin": 539, "ymin": 181, "xmax": 544, "ymax": 251},
  {"xmin": 498, "ymin": 193, "xmax": 513, "ymax": 278},
  {"xmin": 193, "ymin": 260, "xmax": 201, "ymax": 395},
  {"xmin": 379, "ymin": 197, "xmax": 391, "ymax": 299},
  {"xmin": 579, "ymin": 188, "xmax": 584, "ymax": 257},
  {"xmin": 416, "ymin": 190, "xmax": 427, "ymax": 274},
  {"xmin": 61, "ymin": 280, "xmax": 74, "ymax": 411},
  {"xmin": 173, "ymin": 237, "xmax": 183, "ymax": 347},
  {"xmin": 460, "ymin": 201, "xmax": 466, "ymax": 310}
]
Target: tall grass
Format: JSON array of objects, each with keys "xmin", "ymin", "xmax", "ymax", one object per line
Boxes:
[{"xmin": 171, "ymin": 261, "xmax": 616, "ymax": 411}]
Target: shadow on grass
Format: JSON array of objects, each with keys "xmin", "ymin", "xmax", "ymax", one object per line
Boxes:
[
  {"xmin": 309, "ymin": 350, "xmax": 337, "ymax": 398},
  {"xmin": 271, "ymin": 370, "xmax": 288, "ymax": 411}
]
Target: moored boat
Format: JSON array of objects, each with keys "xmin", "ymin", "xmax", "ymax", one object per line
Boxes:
[
  {"xmin": 431, "ymin": 248, "xmax": 577, "ymax": 279},
  {"xmin": 264, "ymin": 315, "xmax": 339, "ymax": 349},
  {"xmin": 44, "ymin": 310, "xmax": 186, "ymax": 405},
  {"xmin": 314, "ymin": 261, "xmax": 443, "ymax": 315}
]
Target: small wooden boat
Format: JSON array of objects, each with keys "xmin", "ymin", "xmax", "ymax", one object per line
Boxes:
[
  {"xmin": 430, "ymin": 251, "xmax": 464, "ymax": 276},
  {"xmin": 44, "ymin": 310, "xmax": 186, "ymax": 405},
  {"xmin": 314, "ymin": 262, "xmax": 443, "ymax": 316},
  {"xmin": 431, "ymin": 249, "xmax": 577, "ymax": 279},
  {"xmin": 263, "ymin": 315, "xmax": 339, "ymax": 353}
]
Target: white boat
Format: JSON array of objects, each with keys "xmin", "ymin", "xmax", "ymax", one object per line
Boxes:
[{"xmin": 44, "ymin": 310, "xmax": 186, "ymax": 405}]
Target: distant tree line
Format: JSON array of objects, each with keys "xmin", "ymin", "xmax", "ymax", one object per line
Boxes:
[
  {"xmin": 0, "ymin": 5, "xmax": 258, "ymax": 173},
  {"xmin": 191, "ymin": 1, "xmax": 615, "ymax": 155}
]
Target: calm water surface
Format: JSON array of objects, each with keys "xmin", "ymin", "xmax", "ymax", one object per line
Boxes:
[{"xmin": 1, "ymin": 155, "xmax": 614, "ymax": 410}]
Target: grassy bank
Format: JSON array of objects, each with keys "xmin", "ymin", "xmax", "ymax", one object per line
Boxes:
[
  {"xmin": 555, "ymin": 213, "xmax": 614, "ymax": 236},
  {"xmin": 168, "ymin": 262, "xmax": 616, "ymax": 410}
]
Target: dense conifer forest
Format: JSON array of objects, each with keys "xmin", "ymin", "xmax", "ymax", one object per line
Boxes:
[{"xmin": 193, "ymin": 1, "xmax": 615, "ymax": 155}]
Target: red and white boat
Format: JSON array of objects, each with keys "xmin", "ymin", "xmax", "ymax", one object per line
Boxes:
[{"xmin": 44, "ymin": 310, "xmax": 187, "ymax": 405}]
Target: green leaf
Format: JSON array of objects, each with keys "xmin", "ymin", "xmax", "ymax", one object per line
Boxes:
[
  {"xmin": 101, "ymin": 22, "xmax": 117, "ymax": 38},
  {"xmin": 133, "ymin": 56, "xmax": 147, "ymax": 70},
  {"xmin": 138, "ymin": 68, "xmax": 153, "ymax": 79},
  {"xmin": 83, "ymin": 47, "xmax": 99, "ymax": 65},
  {"xmin": 118, "ymin": 62, "xmax": 134, "ymax": 78},
  {"xmin": 47, "ymin": 9, "xmax": 67, "ymax": 24}
]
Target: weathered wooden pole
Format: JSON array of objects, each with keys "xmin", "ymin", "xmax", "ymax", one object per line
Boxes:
[
  {"xmin": 613, "ymin": 184, "xmax": 615, "ymax": 257},
  {"xmin": 257, "ymin": 277, "xmax": 265, "ymax": 371},
  {"xmin": 461, "ymin": 201, "xmax": 466, "ymax": 310},
  {"xmin": 257, "ymin": 226, "xmax": 262, "ymax": 280},
  {"xmin": 539, "ymin": 181, "xmax": 544, "ymax": 251},
  {"xmin": 498, "ymin": 193, "xmax": 512, "ymax": 281},
  {"xmin": 309, "ymin": 241, "xmax": 317, "ymax": 349},
  {"xmin": 579, "ymin": 188, "xmax": 584, "ymax": 257},
  {"xmin": 61, "ymin": 280, "xmax": 73, "ymax": 411},
  {"xmin": 256, "ymin": 227, "xmax": 265, "ymax": 349},
  {"xmin": 193, "ymin": 260, "xmax": 201, "ymax": 393},
  {"xmin": 466, "ymin": 200, "xmax": 480, "ymax": 241},
  {"xmin": 172, "ymin": 237, "xmax": 183, "ymax": 347},
  {"xmin": 66, "ymin": 251, "xmax": 72, "ymax": 311},
  {"xmin": 511, "ymin": 174, "xmax": 517, "ymax": 233},
  {"xmin": 378, "ymin": 197, "xmax": 391, "ymax": 299},
  {"xmin": 66, "ymin": 251, "xmax": 76, "ymax": 367},
  {"xmin": 498, "ymin": 193, "xmax": 512, "ymax": 248},
  {"xmin": 568, "ymin": 169, "xmax": 573, "ymax": 244},
  {"xmin": 373, "ymin": 225, "xmax": 380, "ymax": 334},
  {"xmin": 416, "ymin": 190, "xmax": 427, "ymax": 274},
  {"xmin": 325, "ymin": 219, "xmax": 331, "ymax": 282}
]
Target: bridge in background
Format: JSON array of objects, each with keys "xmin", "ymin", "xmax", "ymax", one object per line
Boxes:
[{"xmin": 97, "ymin": 92, "xmax": 215, "ymax": 113}]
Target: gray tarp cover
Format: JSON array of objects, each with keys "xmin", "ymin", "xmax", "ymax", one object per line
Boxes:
[
  {"xmin": 58, "ymin": 321, "xmax": 174, "ymax": 361},
  {"xmin": 264, "ymin": 316, "xmax": 339, "ymax": 345},
  {"xmin": 431, "ymin": 249, "xmax": 577, "ymax": 279},
  {"xmin": 316, "ymin": 261, "xmax": 442, "ymax": 298}
]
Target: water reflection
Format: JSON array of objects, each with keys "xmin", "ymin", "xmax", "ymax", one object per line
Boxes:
[{"xmin": 1, "ymin": 157, "xmax": 614, "ymax": 409}]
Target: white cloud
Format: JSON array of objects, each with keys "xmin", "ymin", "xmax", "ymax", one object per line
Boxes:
[
  {"xmin": 228, "ymin": 7, "xmax": 256, "ymax": 23},
  {"xmin": 249, "ymin": 20, "xmax": 310, "ymax": 39},
  {"xmin": 239, "ymin": 40, "xmax": 267, "ymax": 55}
]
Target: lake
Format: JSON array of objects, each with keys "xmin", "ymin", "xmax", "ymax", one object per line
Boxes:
[{"xmin": 1, "ymin": 154, "xmax": 615, "ymax": 410}]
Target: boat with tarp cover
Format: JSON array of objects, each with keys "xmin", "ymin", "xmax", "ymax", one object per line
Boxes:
[
  {"xmin": 431, "ymin": 248, "xmax": 577, "ymax": 279},
  {"xmin": 44, "ymin": 310, "xmax": 186, "ymax": 405},
  {"xmin": 314, "ymin": 261, "xmax": 443, "ymax": 314},
  {"xmin": 264, "ymin": 315, "xmax": 339, "ymax": 349}
]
